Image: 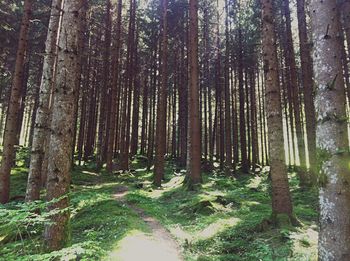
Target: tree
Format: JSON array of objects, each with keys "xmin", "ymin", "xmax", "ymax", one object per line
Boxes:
[
  {"xmin": 296, "ymin": 0, "xmax": 316, "ymax": 182},
  {"xmin": 0, "ymin": 0, "xmax": 32, "ymax": 204},
  {"xmin": 282, "ymin": 0, "xmax": 307, "ymax": 185},
  {"xmin": 154, "ymin": 0, "xmax": 169, "ymax": 187},
  {"xmin": 186, "ymin": 0, "xmax": 201, "ymax": 187},
  {"xmin": 96, "ymin": 0, "xmax": 112, "ymax": 170},
  {"xmin": 25, "ymin": 0, "xmax": 63, "ymax": 202},
  {"xmin": 43, "ymin": 0, "xmax": 85, "ymax": 250},
  {"xmin": 106, "ymin": 0, "xmax": 123, "ymax": 173},
  {"xmin": 224, "ymin": 0, "xmax": 232, "ymax": 172},
  {"xmin": 309, "ymin": 0, "xmax": 350, "ymax": 259},
  {"xmin": 119, "ymin": 0, "xmax": 137, "ymax": 171},
  {"xmin": 261, "ymin": 0, "xmax": 294, "ymax": 224}
]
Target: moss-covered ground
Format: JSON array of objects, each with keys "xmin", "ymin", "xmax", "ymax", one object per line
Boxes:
[{"xmin": 0, "ymin": 149, "xmax": 318, "ymax": 260}]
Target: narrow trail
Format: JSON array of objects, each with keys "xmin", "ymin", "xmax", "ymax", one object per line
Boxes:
[{"xmin": 107, "ymin": 185, "xmax": 184, "ymax": 261}]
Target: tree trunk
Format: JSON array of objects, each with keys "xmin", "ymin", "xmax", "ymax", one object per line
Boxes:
[
  {"xmin": 224, "ymin": 0, "xmax": 232, "ymax": 173},
  {"xmin": 261, "ymin": 0, "xmax": 294, "ymax": 223},
  {"xmin": 0, "ymin": 0, "xmax": 32, "ymax": 204},
  {"xmin": 283, "ymin": 0, "xmax": 308, "ymax": 184},
  {"xmin": 296, "ymin": 0, "xmax": 316, "ymax": 177},
  {"xmin": 310, "ymin": 0, "xmax": 350, "ymax": 259},
  {"xmin": 154, "ymin": 0, "xmax": 168, "ymax": 187},
  {"xmin": 26, "ymin": 0, "xmax": 62, "ymax": 202},
  {"xmin": 43, "ymin": 0, "xmax": 85, "ymax": 250},
  {"xmin": 238, "ymin": 29, "xmax": 248, "ymax": 173},
  {"xmin": 96, "ymin": 0, "xmax": 112, "ymax": 170},
  {"xmin": 106, "ymin": 0, "xmax": 123, "ymax": 173},
  {"xmin": 186, "ymin": 0, "xmax": 201, "ymax": 187}
]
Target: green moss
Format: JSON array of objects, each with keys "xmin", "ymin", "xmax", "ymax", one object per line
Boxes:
[{"xmin": 2, "ymin": 155, "xmax": 318, "ymax": 261}]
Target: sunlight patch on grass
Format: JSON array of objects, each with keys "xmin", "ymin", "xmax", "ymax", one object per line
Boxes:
[
  {"xmin": 289, "ymin": 227, "xmax": 318, "ymax": 261},
  {"xmin": 170, "ymin": 217, "xmax": 241, "ymax": 243},
  {"xmin": 105, "ymin": 229, "xmax": 181, "ymax": 261},
  {"xmin": 143, "ymin": 176, "xmax": 184, "ymax": 199},
  {"xmin": 246, "ymin": 175, "xmax": 263, "ymax": 189},
  {"xmin": 82, "ymin": 170, "xmax": 99, "ymax": 176}
]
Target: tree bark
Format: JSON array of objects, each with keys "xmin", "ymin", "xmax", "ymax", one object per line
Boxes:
[
  {"xmin": 106, "ymin": 0, "xmax": 123, "ymax": 173},
  {"xmin": 96, "ymin": 0, "xmax": 112, "ymax": 170},
  {"xmin": 261, "ymin": 0, "xmax": 294, "ymax": 223},
  {"xmin": 283, "ymin": 0, "xmax": 307, "ymax": 184},
  {"xmin": 26, "ymin": 0, "xmax": 62, "ymax": 202},
  {"xmin": 154, "ymin": 0, "xmax": 168, "ymax": 187},
  {"xmin": 310, "ymin": 0, "xmax": 350, "ymax": 259},
  {"xmin": 186, "ymin": 0, "xmax": 201, "ymax": 187},
  {"xmin": 44, "ymin": 0, "xmax": 85, "ymax": 250},
  {"xmin": 0, "ymin": 0, "xmax": 32, "ymax": 204},
  {"xmin": 296, "ymin": 0, "xmax": 317, "ymax": 181}
]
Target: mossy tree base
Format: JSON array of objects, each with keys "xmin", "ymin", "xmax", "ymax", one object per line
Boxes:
[
  {"xmin": 183, "ymin": 175, "xmax": 202, "ymax": 191},
  {"xmin": 271, "ymin": 213, "xmax": 300, "ymax": 228}
]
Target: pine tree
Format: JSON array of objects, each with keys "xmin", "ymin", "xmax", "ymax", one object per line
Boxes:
[
  {"xmin": 261, "ymin": 0, "xmax": 294, "ymax": 224},
  {"xmin": 26, "ymin": 0, "xmax": 63, "ymax": 202},
  {"xmin": 0, "ymin": 0, "xmax": 32, "ymax": 204},
  {"xmin": 310, "ymin": 0, "xmax": 350, "ymax": 258},
  {"xmin": 44, "ymin": 0, "xmax": 86, "ymax": 250},
  {"xmin": 186, "ymin": 0, "xmax": 202, "ymax": 187}
]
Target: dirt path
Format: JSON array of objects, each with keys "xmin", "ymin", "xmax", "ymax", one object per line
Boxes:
[{"xmin": 107, "ymin": 186, "xmax": 184, "ymax": 261}]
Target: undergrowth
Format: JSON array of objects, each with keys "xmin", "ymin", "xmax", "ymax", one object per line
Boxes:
[
  {"xmin": 125, "ymin": 161, "xmax": 319, "ymax": 261},
  {"xmin": 0, "ymin": 150, "xmax": 318, "ymax": 260}
]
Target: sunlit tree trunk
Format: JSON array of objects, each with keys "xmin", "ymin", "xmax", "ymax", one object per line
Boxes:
[
  {"xmin": 26, "ymin": 0, "xmax": 62, "ymax": 201},
  {"xmin": 44, "ymin": 0, "xmax": 85, "ymax": 250}
]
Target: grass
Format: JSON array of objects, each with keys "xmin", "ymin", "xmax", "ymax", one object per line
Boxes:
[
  {"xmin": 0, "ymin": 150, "xmax": 319, "ymax": 260},
  {"xmin": 1, "ymin": 153, "xmax": 149, "ymax": 261},
  {"xmin": 124, "ymin": 161, "xmax": 319, "ymax": 261}
]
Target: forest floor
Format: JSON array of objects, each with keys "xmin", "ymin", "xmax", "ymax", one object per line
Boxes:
[
  {"xmin": 1, "ymin": 149, "xmax": 319, "ymax": 261},
  {"xmin": 109, "ymin": 185, "xmax": 183, "ymax": 261}
]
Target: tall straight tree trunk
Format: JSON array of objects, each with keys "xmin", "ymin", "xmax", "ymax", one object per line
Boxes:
[
  {"xmin": 186, "ymin": 0, "xmax": 201, "ymax": 187},
  {"xmin": 26, "ymin": 0, "xmax": 62, "ymax": 201},
  {"xmin": 310, "ymin": 0, "xmax": 350, "ymax": 259},
  {"xmin": 296, "ymin": 0, "xmax": 316, "ymax": 180},
  {"xmin": 250, "ymin": 69, "xmax": 258, "ymax": 170},
  {"xmin": 106, "ymin": 0, "xmax": 122, "ymax": 173},
  {"xmin": 0, "ymin": 0, "xmax": 32, "ymax": 204},
  {"xmin": 261, "ymin": 0, "xmax": 294, "ymax": 223},
  {"xmin": 283, "ymin": 0, "xmax": 307, "ymax": 184},
  {"xmin": 77, "ymin": 36, "xmax": 92, "ymax": 165},
  {"xmin": 130, "ymin": 46, "xmax": 140, "ymax": 156},
  {"xmin": 96, "ymin": 0, "xmax": 112, "ymax": 170},
  {"xmin": 44, "ymin": 0, "xmax": 85, "ymax": 250},
  {"xmin": 257, "ymin": 70, "xmax": 265, "ymax": 165},
  {"xmin": 16, "ymin": 59, "xmax": 29, "ymax": 146},
  {"xmin": 202, "ymin": 7, "xmax": 209, "ymax": 160},
  {"xmin": 224, "ymin": 0, "xmax": 232, "ymax": 172},
  {"xmin": 154, "ymin": 0, "xmax": 168, "ymax": 187},
  {"xmin": 178, "ymin": 20, "xmax": 188, "ymax": 167},
  {"xmin": 147, "ymin": 43, "xmax": 158, "ymax": 170},
  {"xmin": 120, "ymin": 0, "xmax": 136, "ymax": 171},
  {"xmin": 232, "ymin": 63, "xmax": 239, "ymax": 166},
  {"xmin": 238, "ymin": 29, "xmax": 248, "ymax": 172},
  {"xmin": 140, "ymin": 76, "xmax": 149, "ymax": 155}
]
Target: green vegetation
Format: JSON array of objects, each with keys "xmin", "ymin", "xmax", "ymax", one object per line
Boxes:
[{"xmin": 0, "ymin": 154, "xmax": 318, "ymax": 260}]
